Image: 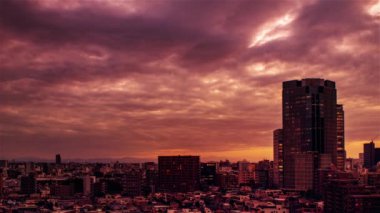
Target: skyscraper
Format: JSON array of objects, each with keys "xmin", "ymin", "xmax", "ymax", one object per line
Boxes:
[
  {"xmin": 281, "ymin": 78, "xmax": 344, "ymax": 191},
  {"xmin": 273, "ymin": 129, "xmax": 283, "ymax": 187},
  {"xmin": 364, "ymin": 141, "xmax": 376, "ymax": 169},
  {"xmin": 336, "ymin": 104, "xmax": 346, "ymax": 170},
  {"xmin": 56, "ymin": 154, "xmax": 62, "ymax": 164},
  {"xmin": 158, "ymin": 156, "xmax": 200, "ymax": 192}
]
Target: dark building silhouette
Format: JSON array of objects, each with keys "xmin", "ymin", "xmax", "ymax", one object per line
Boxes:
[
  {"xmin": 216, "ymin": 172, "xmax": 238, "ymax": 189},
  {"xmin": 0, "ymin": 170, "xmax": 3, "ymax": 197},
  {"xmin": 20, "ymin": 174, "xmax": 37, "ymax": 195},
  {"xmin": 50, "ymin": 184, "xmax": 75, "ymax": 197},
  {"xmin": 93, "ymin": 181, "xmax": 106, "ymax": 196},
  {"xmin": 273, "ymin": 129, "xmax": 284, "ymax": 188},
  {"xmin": 122, "ymin": 169, "xmax": 142, "ymax": 197},
  {"xmin": 345, "ymin": 194, "xmax": 380, "ymax": 213},
  {"xmin": 364, "ymin": 141, "xmax": 376, "ymax": 169},
  {"xmin": 201, "ymin": 162, "xmax": 217, "ymax": 187},
  {"xmin": 50, "ymin": 178, "xmax": 84, "ymax": 197},
  {"xmin": 158, "ymin": 156, "xmax": 200, "ymax": 192},
  {"xmin": 55, "ymin": 154, "xmax": 62, "ymax": 164},
  {"xmin": 281, "ymin": 79, "xmax": 345, "ymax": 191},
  {"xmin": 375, "ymin": 148, "xmax": 380, "ymax": 166},
  {"xmin": 324, "ymin": 177, "xmax": 380, "ymax": 213},
  {"xmin": 336, "ymin": 104, "xmax": 346, "ymax": 170},
  {"xmin": 0, "ymin": 160, "xmax": 8, "ymax": 168},
  {"xmin": 143, "ymin": 169, "xmax": 158, "ymax": 195},
  {"xmin": 255, "ymin": 160, "xmax": 272, "ymax": 189}
]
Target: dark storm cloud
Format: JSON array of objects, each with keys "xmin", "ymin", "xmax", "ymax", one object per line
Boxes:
[{"xmin": 0, "ymin": 0, "xmax": 379, "ymax": 160}]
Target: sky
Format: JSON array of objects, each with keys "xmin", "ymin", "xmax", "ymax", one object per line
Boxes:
[{"xmin": 0, "ymin": 0, "xmax": 379, "ymax": 162}]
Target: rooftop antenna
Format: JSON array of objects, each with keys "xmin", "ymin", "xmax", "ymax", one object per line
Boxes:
[{"xmin": 370, "ymin": 135, "xmax": 378, "ymax": 142}]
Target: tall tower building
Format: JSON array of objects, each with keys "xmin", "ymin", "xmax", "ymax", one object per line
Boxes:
[
  {"xmin": 363, "ymin": 141, "xmax": 375, "ymax": 169},
  {"xmin": 273, "ymin": 129, "xmax": 284, "ymax": 187},
  {"xmin": 336, "ymin": 104, "xmax": 346, "ymax": 170},
  {"xmin": 281, "ymin": 79, "xmax": 344, "ymax": 191},
  {"xmin": 55, "ymin": 154, "xmax": 62, "ymax": 164}
]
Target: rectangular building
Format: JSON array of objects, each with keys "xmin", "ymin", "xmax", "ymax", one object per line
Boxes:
[
  {"xmin": 282, "ymin": 79, "xmax": 344, "ymax": 191},
  {"xmin": 336, "ymin": 104, "xmax": 346, "ymax": 170},
  {"xmin": 273, "ymin": 129, "xmax": 284, "ymax": 187},
  {"xmin": 364, "ymin": 141, "xmax": 376, "ymax": 169},
  {"xmin": 158, "ymin": 156, "xmax": 200, "ymax": 192}
]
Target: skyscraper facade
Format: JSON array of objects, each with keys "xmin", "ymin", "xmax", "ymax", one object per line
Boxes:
[
  {"xmin": 364, "ymin": 141, "xmax": 376, "ymax": 169},
  {"xmin": 158, "ymin": 156, "xmax": 200, "ymax": 192},
  {"xmin": 336, "ymin": 104, "xmax": 346, "ymax": 170},
  {"xmin": 273, "ymin": 129, "xmax": 283, "ymax": 187},
  {"xmin": 280, "ymin": 78, "xmax": 344, "ymax": 191}
]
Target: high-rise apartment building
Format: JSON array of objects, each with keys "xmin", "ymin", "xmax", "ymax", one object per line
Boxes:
[
  {"xmin": 364, "ymin": 141, "xmax": 376, "ymax": 169},
  {"xmin": 158, "ymin": 156, "xmax": 200, "ymax": 192},
  {"xmin": 273, "ymin": 129, "xmax": 283, "ymax": 187},
  {"xmin": 336, "ymin": 104, "xmax": 346, "ymax": 170},
  {"xmin": 122, "ymin": 169, "xmax": 142, "ymax": 197},
  {"xmin": 279, "ymin": 79, "xmax": 344, "ymax": 191}
]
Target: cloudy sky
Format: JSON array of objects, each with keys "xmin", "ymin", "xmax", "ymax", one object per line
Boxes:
[{"xmin": 0, "ymin": 0, "xmax": 379, "ymax": 161}]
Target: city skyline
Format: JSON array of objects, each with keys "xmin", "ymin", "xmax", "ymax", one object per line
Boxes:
[{"xmin": 0, "ymin": 0, "xmax": 379, "ymax": 161}]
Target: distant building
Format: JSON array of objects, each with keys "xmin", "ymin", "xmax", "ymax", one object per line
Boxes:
[
  {"xmin": 364, "ymin": 141, "xmax": 376, "ymax": 169},
  {"xmin": 25, "ymin": 162, "xmax": 34, "ymax": 175},
  {"xmin": 20, "ymin": 174, "xmax": 37, "ymax": 195},
  {"xmin": 255, "ymin": 160, "xmax": 272, "ymax": 189},
  {"xmin": 50, "ymin": 183, "xmax": 75, "ymax": 197},
  {"xmin": 122, "ymin": 169, "xmax": 142, "ymax": 197},
  {"xmin": 0, "ymin": 160, "xmax": 8, "ymax": 168},
  {"xmin": 0, "ymin": 170, "xmax": 3, "ymax": 197},
  {"xmin": 55, "ymin": 154, "xmax": 62, "ymax": 165},
  {"xmin": 158, "ymin": 156, "xmax": 200, "ymax": 192},
  {"xmin": 142, "ymin": 162, "xmax": 157, "ymax": 171},
  {"xmin": 375, "ymin": 148, "xmax": 380, "ymax": 166},
  {"xmin": 336, "ymin": 104, "xmax": 346, "ymax": 170},
  {"xmin": 83, "ymin": 175, "xmax": 95, "ymax": 195},
  {"xmin": 237, "ymin": 160, "xmax": 255, "ymax": 185},
  {"xmin": 216, "ymin": 172, "xmax": 238, "ymax": 189},
  {"xmin": 201, "ymin": 162, "xmax": 217, "ymax": 186},
  {"xmin": 143, "ymin": 168, "xmax": 158, "ymax": 195},
  {"xmin": 273, "ymin": 129, "xmax": 284, "ymax": 187},
  {"xmin": 93, "ymin": 181, "xmax": 106, "ymax": 196}
]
